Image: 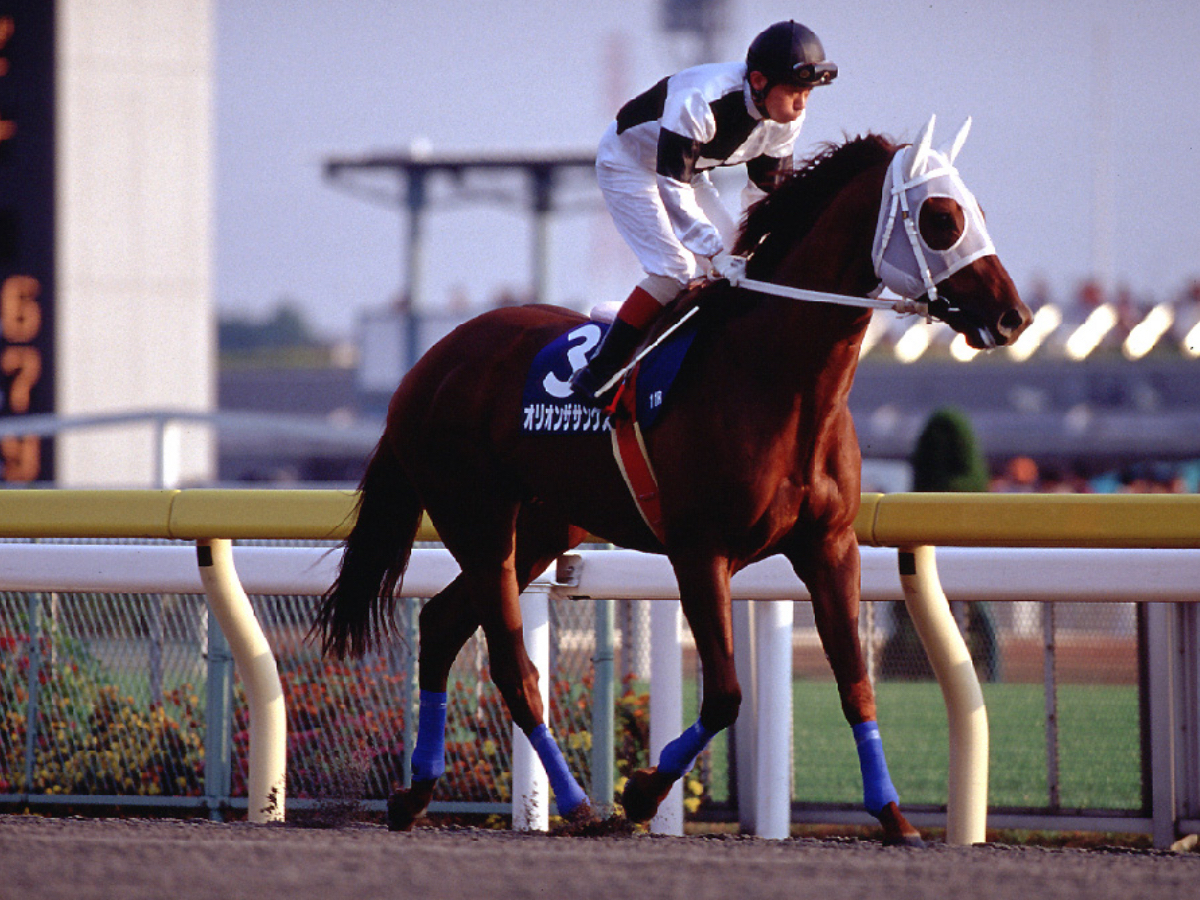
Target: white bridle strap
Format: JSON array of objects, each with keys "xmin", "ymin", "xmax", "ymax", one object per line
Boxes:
[
  {"xmin": 593, "ymin": 263, "xmax": 928, "ymax": 397},
  {"xmin": 895, "ymin": 164, "xmax": 942, "ymax": 304},
  {"xmin": 730, "ymin": 271, "xmax": 927, "ymax": 316}
]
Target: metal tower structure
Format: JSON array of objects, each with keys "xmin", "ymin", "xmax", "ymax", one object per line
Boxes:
[{"xmin": 324, "ymin": 148, "xmax": 596, "ymax": 371}]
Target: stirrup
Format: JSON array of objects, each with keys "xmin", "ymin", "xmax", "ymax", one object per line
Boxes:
[{"xmin": 570, "ymin": 362, "xmax": 617, "ymax": 402}]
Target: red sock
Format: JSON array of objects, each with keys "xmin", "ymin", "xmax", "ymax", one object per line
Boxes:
[{"xmin": 616, "ymin": 286, "xmax": 664, "ymax": 330}]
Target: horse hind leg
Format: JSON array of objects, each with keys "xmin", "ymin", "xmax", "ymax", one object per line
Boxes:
[
  {"xmin": 386, "ymin": 574, "xmax": 481, "ymax": 831},
  {"xmin": 468, "ymin": 509, "xmax": 592, "ymax": 823},
  {"xmin": 389, "ymin": 503, "xmax": 592, "ymax": 830}
]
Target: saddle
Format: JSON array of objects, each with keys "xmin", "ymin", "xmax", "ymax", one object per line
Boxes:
[{"xmin": 520, "ymin": 283, "xmax": 718, "ymax": 542}]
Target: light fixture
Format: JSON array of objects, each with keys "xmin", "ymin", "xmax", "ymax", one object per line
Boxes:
[
  {"xmin": 1007, "ymin": 304, "xmax": 1062, "ymax": 362},
  {"xmin": 1122, "ymin": 303, "xmax": 1174, "ymax": 360},
  {"xmin": 949, "ymin": 333, "xmax": 978, "ymax": 362},
  {"xmin": 893, "ymin": 322, "xmax": 931, "ymax": 363},
  {"xmin": 1181, "ymin": 320, "xmax": 1200, "ymax": 359},
  {"xmin": 1064, "ymin": 303, "xmax": 1117, "ymax": 360}
]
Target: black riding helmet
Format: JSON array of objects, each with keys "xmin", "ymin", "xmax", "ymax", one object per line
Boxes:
[{"xmin": 746, "ymin": 20, "xmax": 838, "ymax": 98}]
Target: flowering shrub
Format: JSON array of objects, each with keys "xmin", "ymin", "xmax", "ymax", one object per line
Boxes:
[
  {"xmin": 232, "ymin": 654, "xmax": 408, "ymax": 800},
  {"xmin": 1, "ymin": 623, "xmax": 707, "ymax": 815},
  {"xmin": 29, "ymin": 686, "xmax": 206, "ymax": 796},
  {"xmin": 0, "ymin": 621, "xmax": 206, "ymax": 796},
  {"xmin": 612, "ymin": 676, "xmax": 710, "ymax": 814}
]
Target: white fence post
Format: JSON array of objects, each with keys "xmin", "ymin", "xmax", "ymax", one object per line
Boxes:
[
  {"xmin": 753, "ymin": 598, "xmax": 794, "ymax": 839},
  {"xmin": 512, "ymin": 585, "xmax": 551, "ymax": 830},
  {"xmin": 650, "ymin": 599, "xmax": 684, "ymax": 834}
]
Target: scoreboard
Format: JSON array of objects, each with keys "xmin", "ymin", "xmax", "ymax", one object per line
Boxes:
[{"xmin": 0, "ymin": 0, "xmax": 54, "ymax": 481}]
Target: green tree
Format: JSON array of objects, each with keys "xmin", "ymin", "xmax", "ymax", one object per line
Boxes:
[
  {"xmin": 882, "ymin": 407, "xmax": 1000, "ymax": 681},
  {"xmin": 910, "ymin": 406, "xmax": 989, "ymax": 492},
  {"xmin": 218, "ymin": 299, "xmax": 321, "ymax": 353}
]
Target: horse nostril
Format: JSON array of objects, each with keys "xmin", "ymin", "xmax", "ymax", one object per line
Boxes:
[{"xmin": 998, "ymin": 309, "xmax": 1026, "ymax": 337}]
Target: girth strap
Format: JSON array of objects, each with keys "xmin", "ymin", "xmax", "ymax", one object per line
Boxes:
[{"xmin": 608, "ymin": 368, "xmax": 666, "ymax": 545}]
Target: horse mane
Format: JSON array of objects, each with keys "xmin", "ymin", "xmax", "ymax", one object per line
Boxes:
[{"xmin": 732, "ymin": 133, "xmax": 897, "ymax": 269}]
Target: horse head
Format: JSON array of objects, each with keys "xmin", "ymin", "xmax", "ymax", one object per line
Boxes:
[{"xmin": 874, "ymin": 115, "xmax": 1031, "ymax": 349}]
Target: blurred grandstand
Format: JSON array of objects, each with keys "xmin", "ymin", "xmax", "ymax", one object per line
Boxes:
[{"xmin": 218, "ymin": 276, "xmax": 1200, "ymax": 491}]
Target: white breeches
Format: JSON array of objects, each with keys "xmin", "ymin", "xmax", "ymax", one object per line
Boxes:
[{"xmin": 596, "ymin": 155, "xmax": 737, "ymax": 290}]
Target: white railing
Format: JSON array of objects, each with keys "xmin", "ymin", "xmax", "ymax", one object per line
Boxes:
[{"xmin": 1, "ymin": 537, "xmax": 1198, "ymax": 844}]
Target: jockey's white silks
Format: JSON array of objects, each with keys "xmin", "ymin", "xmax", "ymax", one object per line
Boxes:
[{"xmin": 871, "ymin": 116, "xmax": 996, "ymax": 304}]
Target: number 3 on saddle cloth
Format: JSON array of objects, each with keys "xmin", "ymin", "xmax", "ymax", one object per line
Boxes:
[{"xmin": 521, "ymin": 316, "xmax": 702, "ymax": 543}]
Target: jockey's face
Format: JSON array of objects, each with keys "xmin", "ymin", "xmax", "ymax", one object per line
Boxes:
[
  {"xmin": 748, "ymin": 72, "xmax": 812, "ymax": 123},
  {"xmin": 764, "ymin": 84, "xmax": 811, "ymax": 122}
]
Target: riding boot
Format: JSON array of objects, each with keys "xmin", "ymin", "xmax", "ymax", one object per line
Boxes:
[{"xmin": 570, "ymin": 286, "xmax": 664, "ymax": 400}]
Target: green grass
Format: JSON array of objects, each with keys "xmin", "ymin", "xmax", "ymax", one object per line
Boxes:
[{"xmin": 683, "ymin": 679, "xmax": 1142, "ymax": 811}]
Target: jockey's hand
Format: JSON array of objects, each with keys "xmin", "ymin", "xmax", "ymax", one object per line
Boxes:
[{"xmin": 706, "ymin": 252, "xmax": 746, "ymax": 283}]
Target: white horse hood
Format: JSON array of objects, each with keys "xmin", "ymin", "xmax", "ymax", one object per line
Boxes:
[{"xmin": 871, "ymin": 115, "xmax": 996, "ymax": 301}]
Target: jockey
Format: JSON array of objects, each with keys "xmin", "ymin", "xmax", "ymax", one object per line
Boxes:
[{"xmin": 571, "ymin": 20, "xmax": 838, "ymax": 399}]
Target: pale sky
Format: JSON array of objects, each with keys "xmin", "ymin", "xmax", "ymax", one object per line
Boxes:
[{"xmin": 215, "ymin": 0, "xmax": 1200, "ymax": 338}]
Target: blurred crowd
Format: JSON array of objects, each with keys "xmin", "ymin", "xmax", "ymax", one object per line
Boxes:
[
  {"xmin": 400, "ymin": 274, "xmax": 1200, "ymax": 361},
  {"xmin": 990, "ymin": 455, "xmax": 1195, "ymax": 494},
  {"xmin": 858, "ymin": 274, "xmax": 1200, "ymax": 359}
]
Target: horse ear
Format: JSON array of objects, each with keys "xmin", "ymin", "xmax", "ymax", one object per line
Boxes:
[
  {"xmin": 939, "ymin": 116, "xmax": 972, "ymax": 164},
  {"xmin": 904, "ymin": 114, "xmax": 936, "ymax": 180}
]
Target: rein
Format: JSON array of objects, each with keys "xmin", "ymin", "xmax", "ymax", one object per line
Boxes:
[
  {"xmin": 723, "ymin": 257, "xmax": 929, "ymax": 316},
  {"xmin": 595, "ymin": 260, "xmax": 927, "ymax": 397}
]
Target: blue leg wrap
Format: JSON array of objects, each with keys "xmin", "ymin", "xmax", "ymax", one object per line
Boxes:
[
  {"xmin": 657, "ymin": 718, "xmax": 718, "ymax": 779},
  {"xmin": 853, "ymin": 720, "xmax": 900, "ymax": 816},
  {"xmin": 529, "ymin": 723, "xmax": 589, "ymax": 816},
  {"xmin": 410, "ymin": 690, "xmax": 448, "ymax": 782}
]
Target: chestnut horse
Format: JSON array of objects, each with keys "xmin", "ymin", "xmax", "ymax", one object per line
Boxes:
[{"xmin": 314, "ymin": 118, "xmax": 1030, "ymax": 844}]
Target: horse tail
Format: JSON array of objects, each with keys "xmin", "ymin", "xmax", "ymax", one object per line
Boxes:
[{"xmin": 311, "ymin": 436, "xmax": 423, "ymax": 659}]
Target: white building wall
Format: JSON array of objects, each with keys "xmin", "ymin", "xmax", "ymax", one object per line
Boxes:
[{"xmin": 55, "ymin": 0, "xmax": 213, "ymax": 486}]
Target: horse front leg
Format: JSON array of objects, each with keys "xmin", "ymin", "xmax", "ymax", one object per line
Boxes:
[
  {"xmin": 789, "ymin": 528, "xmax": 923, "ymax": 847},
  {"xmin": 622, "ymin": 552, "xmax": 739, "ymax": 824}
]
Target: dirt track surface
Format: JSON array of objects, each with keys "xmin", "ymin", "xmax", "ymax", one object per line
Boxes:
[{"xmin": 3, "ymin": 815, "xmax": 1199, "ymax": 900}]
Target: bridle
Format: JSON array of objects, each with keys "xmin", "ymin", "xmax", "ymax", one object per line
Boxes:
[{"xmin": 734, "ymin": 115, "xmax": 1000, "ymax": 343}]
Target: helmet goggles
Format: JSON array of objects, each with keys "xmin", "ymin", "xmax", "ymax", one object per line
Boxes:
[{"xmin": 786, "ymin": 60, "xmax": 838, "ymax": 87}]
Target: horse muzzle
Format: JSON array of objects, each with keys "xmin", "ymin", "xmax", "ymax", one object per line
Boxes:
[{"xmin": 927, "ymin": 297, "xmax": 1031, "ymax": 350}]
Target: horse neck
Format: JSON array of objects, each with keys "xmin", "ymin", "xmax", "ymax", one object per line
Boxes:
[{"xmin": 748, "ymin": 165, "xmax": 884, "ymax": 400}]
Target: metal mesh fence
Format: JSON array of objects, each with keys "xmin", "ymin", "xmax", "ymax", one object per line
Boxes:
[
  {"xmin": 854, "ymin": 599, "xmax": 1143, "ymax": 814},
  {"xmin": 1, "ymin": 591, "xmax": 209, "ymax": 798},
  {"xmin": 0, "ymin": 583, "xmax": 1146, "ymax": 821},
  {"xmin": 0, "ymin": 589, "xmax": 617, "ymax": 814}
]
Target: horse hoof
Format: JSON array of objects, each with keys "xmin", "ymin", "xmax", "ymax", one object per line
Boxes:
[
  {"xmin": 877, "ymin": 801, "xmax": 925, "ymax": 847},
  {"xmin": 561, "ymin": 800, "xmax": 596, "ymax": 825},
  {"xmin": 387, "ymin": 781, "xmax": 435, "ymax": 832},
  {"xmin": 551, "ymin": 802, "xmax": 628, "ymax": 837},
  {"xmin": 621, "ymin": 768, "xmax": 674, "ymax": 824}
]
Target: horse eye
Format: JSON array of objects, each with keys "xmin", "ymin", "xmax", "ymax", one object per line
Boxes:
[{"xmin": 918, "ymin": 201, "xmax": 964, "ymax": 251}]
